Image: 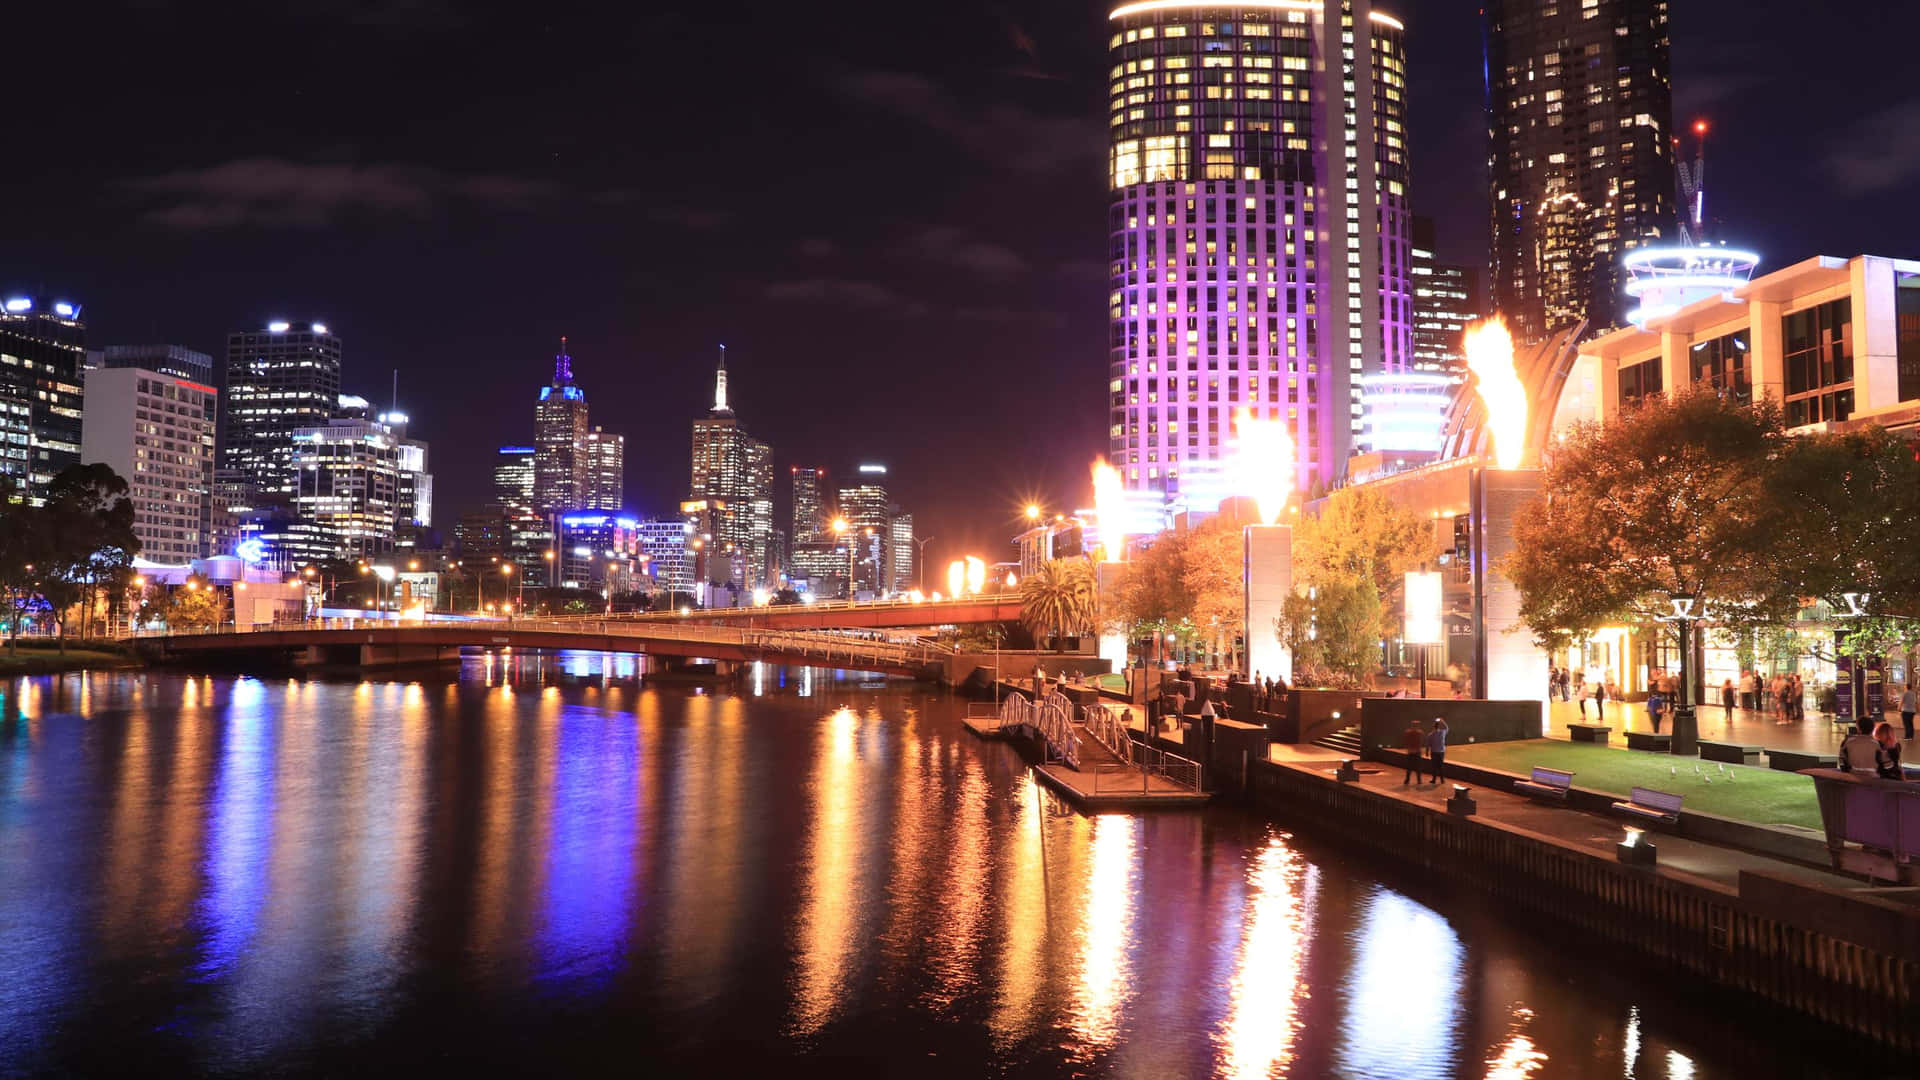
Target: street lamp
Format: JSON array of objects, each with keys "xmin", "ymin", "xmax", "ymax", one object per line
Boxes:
[
  {"xmin": 1658, "ymin": 591, "xmax": 1702, "ymax": 756},
  {"xmin": 1025, "ymin": 503, "xmax": 1041, "ymax": 522}
]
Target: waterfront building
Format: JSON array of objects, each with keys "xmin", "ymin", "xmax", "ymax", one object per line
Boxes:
[
  {"xmin": 582, "ymin": 426, "xmax": 624, "ymax": 510},
  {"xmin": 790, "ymin": 465, "xmax": 828, "ymax": 542},
  {"xmin": 287, "ymin": 411, "xmax": 404, "ymax": 562},
  {"xmin": 1485, "ymin": 0, "xmax": 1675, "ymax": 341},
  {"xmin": 1015, "ymin": 519, "xmax": 1087, "ymax": 580},
  {"xmin": 79, "ymin": 366, "xmax": 217, "ymax": 561},
  {"xmin": 0, "ymin": 295, "xmax": 86, "ymax": 499},
  {"xmin": 688, "ymin": 351, "xmax": 773, "ymax": 591},
  {"xmin": 383, "ymin": 409, "xmax": 432, "ymax": 533},
  {"xmin": 100, "ymin": 343, "xmax": 213, "ymax": 384},
  {"xmin": 533, "ymin": 339, "xmax": 588, "ymax": 514},
  {"xmin": 1411, "ymin": 217, "xmax": 1478, "ymax": 376},
  {"xmin": 553, "ymin": 511, "xmax": 643, "ymax": 592},
  {"xmin": 222, "ymin": 321, "xmax": 342, "ymax": 500},
  {"xmin": 789, "ymin": 538, "xmax": 849, "ymax": 600},
  {"xmin": 637, "ymin": 517, "xmax": 695, "ymax": 597},
  {"xmin": 1105, "ymin": 0, "xmax": 1412, "ymax": 496},
  {"xmin": 455, "ymin": 508, "xmax": 512, "ymax": 564},
  {"xmin": 492, "ymin": 445, "xmax": 537, "ymax": 519}
]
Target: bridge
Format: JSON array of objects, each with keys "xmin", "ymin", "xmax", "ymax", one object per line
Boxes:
[
  {"xmin": 129, "ymin": 616, "xmax": 959, "ymax": 679},
  {"xmin": 603, "ymin": 593, "xmax": 1022, "ymax": 630}
]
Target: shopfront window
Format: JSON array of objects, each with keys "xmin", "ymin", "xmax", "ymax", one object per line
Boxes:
[
  {"xmin": 1782, "ymin": 298, "xmax": 1853, "ymax": 426},
  {"xmin": 1689, "ymin": 327, "xmax": 1750, "ymax": 403},
  {"xmin": 1618, "ymin": 356, "xmax": 1662, "ymax": 405}
]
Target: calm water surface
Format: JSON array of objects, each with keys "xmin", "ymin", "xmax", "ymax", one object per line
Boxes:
[{"xmin": 0, "ymin": 655, "xmax": 1889, "ymax": 1078}]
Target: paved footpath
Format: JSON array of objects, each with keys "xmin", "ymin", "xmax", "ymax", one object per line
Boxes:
[{"xmin": 1263, "ymin": 743, "xmax": 1902, "ymax": 901}]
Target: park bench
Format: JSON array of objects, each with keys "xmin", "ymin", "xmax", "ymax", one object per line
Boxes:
[
  {"xmin": 1625, "ymin": 731, "xmax": 1672, "ymax": 752},
  {"xmin": 1769, "ymin": 749, "xmax": 1838, "ymax": 773},
  {"xmin": 1513, "ymin": 766, "xmax": 1575, "ymax": 803},
  {"xmin": 1699, "ymin": 741, "xmax": 1762, "ymax": 766},
  {"xmin": 1567, "ymin": 723, "xmax": 1612, "ymax": 744},
  {"xmin": 1611, "ymin": 786, "xmax": 1684, "ymax": 825}
]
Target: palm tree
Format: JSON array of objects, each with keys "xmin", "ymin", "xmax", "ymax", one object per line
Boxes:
[{"xmin": 1020, "ymin": 558, "xmax": 1098, "ymax": 653}]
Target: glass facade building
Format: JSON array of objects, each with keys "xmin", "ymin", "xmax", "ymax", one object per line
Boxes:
[
  {"xmin": 1485, "ymin": 0, "xmax": 1675, "ymax": 341},
  {"xmin": 0, "ymin": 297, "xmax": 86, "ymax": 499},
  {"xmin": 1106, "ymin": 0, "xmax": 1412, "ymax": 495},
  {"xmin": 688, "ymin": 357, "xmax": 773, "ymax": 591},
  {"xmin": 582, "ymin": 426, "xmax": 624, "ymax": 511},
  {"xmin": 533, "ymin": 340, "xmax": 588, "ymax": 514},
  {"xmin": 222, "ymin": 322, "xmax": 342, "ymax": 499}
]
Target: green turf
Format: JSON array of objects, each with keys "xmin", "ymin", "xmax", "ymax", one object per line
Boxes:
[
  {"xmin": 0, "ymin": 647, "xmax": 132, "ymax": 673},
  {"xmin": 1093, "ymin": 672, "xmax": 1129, "ymax": 691},
  {"xmin": 1448, "ymin": 739, "xmax": 1822, "ymax": 831}
]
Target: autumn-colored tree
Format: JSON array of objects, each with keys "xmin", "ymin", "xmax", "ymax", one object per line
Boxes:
[
  {"xmin": 1292, "ymin": 484, "xmax": 1431, "ymax": 596},
  {"xmin": 1181, "ymin": 516, "xmax": 1247, "ymax": 669},
  {"xmin": 166, "ymin": 574, "xmax": 225, "ymax": 631}
]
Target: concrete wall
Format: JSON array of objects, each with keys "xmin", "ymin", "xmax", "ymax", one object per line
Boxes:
[{"xmin": 1359, "ymin": 697, "xmax": 1539, "ymax": 754}]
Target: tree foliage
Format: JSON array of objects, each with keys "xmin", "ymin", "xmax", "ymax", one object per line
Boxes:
[
  {"xmin": 1181, "ymin": 517, "xmax": 1246, "ymax": 667},
  {"xmin": 166, "ymin": 574, "xmax": 224, "ymax": 631},
  {"xmin": 1292, "ymin": 484, "xmax": 1430, "ymax": 596},
  {"xmin": 1109, "ymin": 532, "xmax": 1194, "ymax": 639},
  {"xmin": 0, "ymin": 465, "xmax": 141, "ymax": 649},
  {"xmin": 1020, "ymin": 558, "xmax": 1098, "ymax": 651}
]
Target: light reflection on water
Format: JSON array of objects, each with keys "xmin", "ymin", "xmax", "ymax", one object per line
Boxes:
[{"xmin": 0, "ymin": 660, "xmax": 1884, "ymax": 1078}]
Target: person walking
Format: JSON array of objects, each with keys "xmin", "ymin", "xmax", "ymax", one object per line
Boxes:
[
  {"xmin": 1900, "ymin": 684, "xmax": 1917, "ymax": 741},
  {"xmin": 1425, "ymin": 718, "xmax": 1449, "ymax": 784},
  {"xmin": 1400, "ymin": 719, "xmax": 1426, "ymax": 785},
  {"xmin": 1647, "ymin": 687, "xmax": 1665, "ymax": 735},
  {"xmin": 1577, "ymin": 678, "xmax": 1589, "ymax": 720},
  {"xmin": 1721, "ymin": 678, "xmax": 1735, "ymax": 717},
  {"xmin": 1594, "ymin": 680, "xmax": 1608, "ymax": 722}
]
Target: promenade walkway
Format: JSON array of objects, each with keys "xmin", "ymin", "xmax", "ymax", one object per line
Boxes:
[
  {"xmin": 1264, "ymin": 744, "xmax": 1887, "ymax": 899},
  {"xmin": 1545, "ymin": 699, "xmax": 1910, "ymax": 755}
]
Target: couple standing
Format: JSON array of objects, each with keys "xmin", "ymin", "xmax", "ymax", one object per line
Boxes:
[{"xmin": 1399, "ymin": 718, "xmax": 1450, "ymax": 784}]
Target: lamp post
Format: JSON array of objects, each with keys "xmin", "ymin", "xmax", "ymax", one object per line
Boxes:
[{"xmin": 1658, "ymin": 591, "xmax": 1701, "ymax": 756}]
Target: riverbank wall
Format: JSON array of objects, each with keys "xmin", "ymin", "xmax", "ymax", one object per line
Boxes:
[{"xmin": 1246, "ymin": 755, "xmax": 1920, "ymax": 1052}]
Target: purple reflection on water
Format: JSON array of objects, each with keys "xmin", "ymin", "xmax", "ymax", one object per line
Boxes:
[
  {"xmin": 195, "ymin": 677, "xmax": 275, "ymax": 980},
  {"xmin": 534, "ymin": 704, "xmax": 640, "ymax": 994}
]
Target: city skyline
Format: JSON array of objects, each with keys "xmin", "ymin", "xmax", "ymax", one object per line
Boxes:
[{"xmin": 10, "ymin": 1, "xmax": 1920, "ymax": 570}]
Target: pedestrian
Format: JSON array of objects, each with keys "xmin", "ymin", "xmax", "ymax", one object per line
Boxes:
[
  {"xmin": 1425, "ymin": 718, "xmax": 1449, "ymax": 783},
  {"xmin": 1901, "ymin": 684, "xmax": 1917, "ymax": 741},
  {"xmin": 1873, "ymin": 722, "xmax": 1905, "ymax": 780},
  {"xmin": 1578, "ymin": 678, "xmax": 1589, "ymax": 720},
  {"xmin": 1594, "ymin": 680, "xmax": 1608, "ymax": 722},
  {"xmin": 1647, "ymin": 687, "xmax": 1665, "ymax": 734},
  {"xmin": 1400, "ymin": 719, "xmax": 1425, "ymax": 785},
  {"xmin": 1721, "ymin": 678, "xmax": 1735, "ymax": 716}
]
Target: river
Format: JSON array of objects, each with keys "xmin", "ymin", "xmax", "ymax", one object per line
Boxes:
[{"xmin": 0, "ymin": 655, "xmax": 1883, "ymax": 1077}]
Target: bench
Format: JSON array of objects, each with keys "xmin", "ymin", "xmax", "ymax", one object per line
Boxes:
[
  {"xmin": 1624, "ymin": 731, "xmax": 1672, "ymax": 752},
  {"xmin": 1699, "ymin": 740, "xmax": 1762, "ymax": 766},
  {"xmin": 1512, "ymin": 766, "xmax": 1575, "ymax": 802},
  {"xmin": 1768, "ymin": 749, "xmax": 1838, "ymax": 773},
  {"xmin": 1567, "ymin": 723, "xmax": 1612, "ymax": 744},
  {"xmin": 1611, "ymin": 785, "xmax": 1684, "ymax": 825}
]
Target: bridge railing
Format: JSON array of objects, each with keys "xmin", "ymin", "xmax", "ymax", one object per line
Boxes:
[{"xmin": 1083, "ymin": 703, "xmax": 1134, "ymax": 767}]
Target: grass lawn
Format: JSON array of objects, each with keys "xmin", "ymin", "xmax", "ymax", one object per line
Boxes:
[
  {"xmin": 0, "ymin": 646, "xmax": 134, "ymax": 674},
  {"xmin": 1449, "ymin": 739, "xmax": 1822, "ymax": 831},
  {"xmin": 1093, "ymin": 672, "xmax": 1128, "ymax": 692}
]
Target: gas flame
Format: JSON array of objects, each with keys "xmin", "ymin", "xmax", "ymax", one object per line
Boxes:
[
  {"xmin": 1091, "ymin": 459, "xmax": 1127, "ymax": 562},
  {"xmin": 1464, "ymin": 317, "xmax": 1528, "ymax": 470},
  {"xmin": 1232, "ymin": 408, "xmax": 1294, "ymax": 525},
  {"xmin": 965, "ymin": 556, "xmax": 986, "ymax": 596}
]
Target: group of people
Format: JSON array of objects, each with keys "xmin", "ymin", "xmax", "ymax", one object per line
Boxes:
[
  {"xmin": 1247, "ymin": 670, "xmax": 1289, "ymax": 714},
  {"xmin": 1396, "ymin": 718, "xmax": 1450, "ymax": 784},
  {"xmin": 1733, "ymin": 670, "xmax": 1806, "ymax": 724},
  {"xmin": 1548, "ymin": 666, "xmax": 1622, "ymax": 720}
]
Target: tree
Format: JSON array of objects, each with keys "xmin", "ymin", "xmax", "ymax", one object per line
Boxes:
[
  {"xmin": 1278, "ymin": 576, "xmax": 1383, "ymax": 688},
  {"xmin": 1179, "ymin": 516, "xmax": 1247, "ymax": 669},
  {"xmin": 1020, "ymin": 558, "xmax": 1097, "ymax": 653},
  {"xmin": 0, "ymin": 475, "xmax": 48, "ymax": 654},
  {"xmin": 1293, "ymin": 484, "xmax": 1430, "ymax": 597},
  {"xmin": 1504, "ymin": 388, "xmax": 1794, "ymax": 652},
  {"xmin": 167, "ymin": 574, "xmax": 224, "ymax": 631}
]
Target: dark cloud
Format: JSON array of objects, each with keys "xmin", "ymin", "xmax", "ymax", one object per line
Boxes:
[
  {"xmin": 834, "ymin": 70, "xmax": 1101, "ymax": 175},
  {"xmin": 763, "ymin": 277, "xmax": 928, "ymax": 316},
  {"xmin": 1830, "ymin": 100, "xmax": 1920, "ymax": 193},
  {"xmin": 908, "ymin": 225, "xmax": 1028, "ymax": 277},
  {"xmin": 123, "ymin": 157, "xmax": 555, "ymax": 229},
  {"xmin": 798, "ymin": 237, "xmax": 838, "ymax": 258}
]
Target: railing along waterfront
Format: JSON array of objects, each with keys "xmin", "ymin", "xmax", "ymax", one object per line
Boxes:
[{"xmin": 1000, "ymin": 693, "xmax": 1080, "ymax": 768}]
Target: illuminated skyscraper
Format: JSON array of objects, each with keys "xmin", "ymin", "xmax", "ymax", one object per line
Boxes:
[
  {"xmin": 1410, "ymin": 216, "xmax": 1479, "ymax": 375},
  {"xmin": 1485, "ymin": 0, "xmax": 1674, "ymax": 340},
  {"xmin": 533, "ymin": 338, "xmax": 588, "ymax": 514},
  {"xmin": 492, "ymin": 445, "xmax": 536, "ymax": 519},
  {"xmin": 80, "ymin": 366, "xmax": 215, "ymax": 560},
  {"xmin": 582, "ymin": 426, "xmax": 624, "ymax": 510},
  {"xmin": 837, "ymin": 465, "xmax": 891, "ymax": 595},
  {"xmin": 221, "ymin": 320, "xmax": 341, "ymax": 499},
  {"xmin": 1106, "ymin": 0, "xmax": 1411, "ymax": 496},
  {"xmin": 0, "ymin": 296, "xmax": 85, "ymax": 499},
  {"xmin": 790, "ymin": 465, "xmax": 828, "ymax": 542},
  {"xmin": 688, "ymin": 349, "xmax": 773, "ymax": 592}
]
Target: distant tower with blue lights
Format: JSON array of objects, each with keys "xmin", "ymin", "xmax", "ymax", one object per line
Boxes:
[{"xmin": 533, "ymin": 337, "xmax": 589, "ymax": 514}]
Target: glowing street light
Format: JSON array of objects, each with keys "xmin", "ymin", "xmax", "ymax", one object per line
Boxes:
[{"xmin": 1025, "ymin": 503, "xmax": 1041, "ymax": 522}]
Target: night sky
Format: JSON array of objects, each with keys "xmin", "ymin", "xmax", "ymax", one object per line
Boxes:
[{"xmin": 10, "ymin": 1, "xmax": 1920, "ymax": 573}]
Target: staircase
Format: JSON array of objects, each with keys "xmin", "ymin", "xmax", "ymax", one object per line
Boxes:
[{"xmin": 1314, "ymin": 725, "xmax": 1364, "ymax": 756}]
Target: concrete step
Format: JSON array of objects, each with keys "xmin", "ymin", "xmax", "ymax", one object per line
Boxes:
[{"xmin": 1315, "ymin": 726, "xmax": 1364, "ymax": 755}]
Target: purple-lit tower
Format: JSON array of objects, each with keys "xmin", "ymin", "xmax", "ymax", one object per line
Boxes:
[
  {"xmin": 1105, "ymin": 0, "xmax": 1412, "ymax": 497},
  {"xmin": 533, "ymin": 337, "xmax": 589, "ymax": 514}
]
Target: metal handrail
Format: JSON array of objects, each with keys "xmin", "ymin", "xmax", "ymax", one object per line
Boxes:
[{"xmin": 1082, "ymin": 703, "xmax": 1134, "ymax": 767}]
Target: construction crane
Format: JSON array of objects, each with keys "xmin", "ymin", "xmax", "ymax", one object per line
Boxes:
[{"xmin": 1675, "ymin": 119, "xmax": 1709, "ymax": 247}]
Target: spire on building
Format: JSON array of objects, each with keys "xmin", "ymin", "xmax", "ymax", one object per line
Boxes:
[
  {"xmin": 555, "ymin": 336, "xmax": 573, "ymax": 385},
  {"xmin": 712, "ymin": 343, "xmax": 732, "ymax": 415}
]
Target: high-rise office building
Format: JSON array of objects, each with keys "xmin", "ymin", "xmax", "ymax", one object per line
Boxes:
[
  {"xmin": 384, "ymin": 408, "xmax": 433, "ymax": 533},
  {"xmin": 638, "ymin": 517, "xmax": 695, "ymax": 596},
  {"xmin": 492, "ymin": 446, "xmax": 537, "ymax": 519},
  {"xmin": 533, "ymin": 338, "xmax": 589, "ymax": 514},
  {"xmin": 888, "ymin": 512, "xmax": 915, "ymax": 596},
  {"xmin": 790, "ymin": 465, "xmax": 828, "ymax": 542},
  {"xmin": 79, "ymin": 366, "xmax": 216, "ymax": 561},
  {"xmin": 582, "ymin": 426, "xmax": 624, "ymax": 510},
  {"xmin": 101, "ymin": 343, "xmax": 214, "ymax": 384},
  {"xmin": 287, "ymin": 412, "xmax": 405, "ymax": 562},
  {"xmin": 837, "ymin": 465, "xmax": 891, "ymax": 594},
  {"xmin": 1410, "ymin": 216, "xmax": 1480, "ymax": 375},
  {"xmin": 0, "ymin": 296, "xmax": 86, "ymax": 498},
  {"xmin": 222, "ymin": 321, "xmax": 342, "ymax": 499},
  {"xmin": 1105, "ymin": 0, "xmax": 1412, "ymax": 495},
  {"xmin": 1485, "ymin": 0, "xmax": 1674, "ymax": 341},
  {"xmin": 688, "ymin": 351, "xmax": 773, "ymax": 591}
]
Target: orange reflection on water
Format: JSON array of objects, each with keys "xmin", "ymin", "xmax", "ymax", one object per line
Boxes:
[
  {"xmin": 661, "ymin": 690, "xmax": 750, "ymax": 996},
  {"xmin": 1220, "ymin": 834, "xmax": 1315, "ymax": 1080},
  {"xmin": 1484, "ymin": 1006, "xmax": 1548, "ymax": 1080},
  {"xmin": 989, "ymin": 771, "xmax": 1050, "ymax": 1048},
  {"xmin": 1069, "ymin": 814, "xmax": 1138, "ymax": 1051},
  {"xmin": 789, "ymin": 706, "xmax": 866, "ymax": 1035},
  {"xmin": 926, "ymin": 749, "xmax": 988, "ymax": 1007}
]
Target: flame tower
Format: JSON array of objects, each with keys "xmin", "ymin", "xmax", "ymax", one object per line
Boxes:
[{"xmin": 1106, "ymin": 0, "xmax": 1412, "ymax": 498}]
